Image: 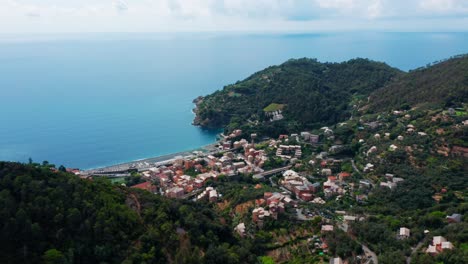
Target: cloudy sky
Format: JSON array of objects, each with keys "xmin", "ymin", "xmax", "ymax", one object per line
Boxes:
[{"xmin": 1, "ymin": 0, "xmax": 467, "ymax": 33}]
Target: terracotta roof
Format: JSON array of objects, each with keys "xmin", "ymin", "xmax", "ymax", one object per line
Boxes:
[{"xmin": 131, "ymin": 181, "xmax": 153, "ymax": 191}]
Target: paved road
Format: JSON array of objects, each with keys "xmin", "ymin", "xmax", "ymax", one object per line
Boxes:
[
  {"xmin": 407, "ymin": 239, "xmax": 426, "ymax": 264},
  {"xmin": 362, "ymin": 244, "xmax": 378, "ymax": 264},
  {"xmin": 295, "ymin": 208, "xmax": 310, "ymax": 221},
  {"xmin": 253, "ymin": 165, "xmax": 292, "ymax": 178},
  {"xmin": 351, "ymin": 159, "xmax": 361, "ymax": 173},
  {"xmin": 338, "ymin": 224, "xmax": 378, "ymax": 264}
]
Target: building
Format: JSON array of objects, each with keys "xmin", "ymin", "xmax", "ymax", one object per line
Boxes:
[
  {"xmin": 329, "ymin": 257, "xmax": 343, "ymax": 264},
  {"xmin": 281, "ymin": 170, "xmax": 315, "ymax": 201},
  {"xmin": 300, "ymin": 132, "xmax": 311, "ymax": 140},
  {"xmin": 426, "ymin": 236, "xmax": 454, "ymax": 255},
  {"xmin": 234, "ymin": 223, "xmax": 246, "ymax": 237},
  {"xmin": 398, "ymin": 227, "xmax": 410, "ymax": 239},
  {"xmin": 321, "ymin": 225, "xmax": 334, "ymax": 233},
  {"xmin": 338, "ymin": 172, "xmax": 351, "ymax": 181},
  {"xmin": 343, "ymin": 215, "xmax": 357, "ymax": 222},
  {"xmin": 166, "ymin": 186, "xmax": 184, "ymax": 199},
  {"xmin": 321, "ymin": 168, "xmax": 332, "ymax": 176},
  {"xmin": 310, "ymin": 134, "xmax": 320, "ymax": 144},
  {"xmin": 446, "ymin": 213, "xmax": 462, "ymax": 223}
]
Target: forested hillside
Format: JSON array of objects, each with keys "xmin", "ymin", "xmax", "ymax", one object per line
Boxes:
[
  {"xmin": 194, "ymin": 58, "xmax": 401, "ymax": 132},
  {"xmin": 368, "ymin": 54, "xmax": 468, "ymax": 112},
  {"xmin": 0, "ymin": 162, "xmax": 255, "ymax": 264}
]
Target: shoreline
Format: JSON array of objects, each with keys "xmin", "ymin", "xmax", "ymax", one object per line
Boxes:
[
  {"xmin": 83, "ymin": 99, "xmax": 221, "ymax": 175},
  {"xmin": 82, "ymin": 141, "xmax": 220, "ymax": 174}
]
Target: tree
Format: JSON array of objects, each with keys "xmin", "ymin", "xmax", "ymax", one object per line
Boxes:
[
  {"xmin": 43, "ymin": 249, "xmax": 66, "ymax": 264},
  {"xmin": 58, "ymin": 165, "xmax": 66, "ymax": 172}
]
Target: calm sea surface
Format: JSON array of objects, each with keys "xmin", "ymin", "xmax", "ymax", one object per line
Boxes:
[{"xmin": 0, "ymin": 32, "xmax": 467, "ymax": 169}]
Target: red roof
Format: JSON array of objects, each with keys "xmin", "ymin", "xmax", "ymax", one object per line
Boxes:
[
  {"xmin": 339, "ymin": 172, "xmax": 351, "ymax": 177},
  {"xmin": 131, "ymin": 181, "xmax": 153, "ymax": 191}
]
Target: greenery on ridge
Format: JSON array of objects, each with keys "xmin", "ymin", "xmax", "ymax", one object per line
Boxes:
[
  {"xmin": 194, "ymin": 58, "xmax": 402, "ymax": 133},
  {"xmin": 0, "ymin": 162, "xmax": 257, "ymax": 264},
  {"xmin": 368, "ymin": 54, "xmax": 468, "ymax": 112}
]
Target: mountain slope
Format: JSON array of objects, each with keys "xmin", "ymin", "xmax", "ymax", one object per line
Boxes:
[
  {"xmin": 0, "ymin": 162, "xmax": 255, "ymax": 264},
  {"xmin": 194, "ymin": 58, "xmax": 401, "ymax": 132},
  {"xmin": 368, "ymin": 54, "xmax": 468, "ymax": 112}
]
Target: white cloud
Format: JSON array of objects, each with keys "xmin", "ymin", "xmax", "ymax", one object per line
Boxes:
[
  {"xmin": 0, "ymin": 0, "xmax": 466, "ymax": 33},
  {"xmin": 114, "ymin": 0, "xmax": 128, "ymax": 13},
  {"xmin": 419, "ymin": 0, "xmax": 468, "ymax": 14}
]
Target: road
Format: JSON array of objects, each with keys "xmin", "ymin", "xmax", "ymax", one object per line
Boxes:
[
  {"xmin": 252, "ymin": 165, "xmax": 292, "ymax": 178},
  {"xmin": 295, "ymin": 208, "xmax": 310, "ymax": 221},
  {"xmin": 407, "ymin": 238, "xmax": 426, "ymax": 264},
  {"xmin": 338, "ymin": 224, "xmax": 378, "ymax": 264},
  {"xmin": 351, "ymin": 159, "xmax": 361, "ymax": 173},
  {"xmin": 362, "ymin": 244, "xmax": 378, "ymax": 264}
]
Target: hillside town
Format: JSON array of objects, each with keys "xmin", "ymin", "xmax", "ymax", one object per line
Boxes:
[{"xmin": 77, "ymin": 104, "xmax": 467, "ymax": 264}]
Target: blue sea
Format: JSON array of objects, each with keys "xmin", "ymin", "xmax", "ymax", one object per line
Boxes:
[{"xmin": 0, "ymin": 32, "xmax": 467, "ymax": 169}]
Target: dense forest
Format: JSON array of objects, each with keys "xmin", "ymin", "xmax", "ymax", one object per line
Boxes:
[
  {"xmin": 0, "ymin": 162, "xmax": 256, "ymax": 264},
  {"xmin": 368, "ymin": 54, "xmax": 468, "ymax": 112},
  {"xmin": 194, "ymin": 58, "xmax": 401, "ymax": 133}
]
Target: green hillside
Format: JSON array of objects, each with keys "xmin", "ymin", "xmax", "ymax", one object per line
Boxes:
[
  {"xmin": 368, "ymin": 54, "xmax": 468, "ymax": 112},
  {"xmin": 0, "ymin": 162, "xmax": 255, "ymax": 264},
  {"xmin": 194, "ymin": 58, "xmax": 401, "ymax": 133}
]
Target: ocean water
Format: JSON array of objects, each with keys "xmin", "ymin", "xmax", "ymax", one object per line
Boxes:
[{"xmin": 0, "ymin": 32, "xmax": 467, "ymax": 169}]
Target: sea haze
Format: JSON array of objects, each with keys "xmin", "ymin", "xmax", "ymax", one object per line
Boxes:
[{"xmin": 0, "ymin": 32, "xmax": 467, "ymax": 169}]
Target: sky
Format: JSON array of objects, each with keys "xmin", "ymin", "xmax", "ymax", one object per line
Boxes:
[{"xmin": 0, "ymin": 0, "xmax": 467, "ymax": 34}]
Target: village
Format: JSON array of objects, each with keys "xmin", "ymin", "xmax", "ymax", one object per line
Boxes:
[{"xmin": 75, "ymin": 105, "xmax": 466, "ymax": 264}]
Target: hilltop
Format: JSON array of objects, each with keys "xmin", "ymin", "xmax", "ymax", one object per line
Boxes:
[
  {"xmin": 368, "ymin": 54, "xmax": 468, "ymax": 112},
  {"xmin": 193, "ymin": 56, "xmax": 468, "ymax": 137},
  {"xmin": 193, "ymin": 58, "xmax": 401, "ymax": 133}
]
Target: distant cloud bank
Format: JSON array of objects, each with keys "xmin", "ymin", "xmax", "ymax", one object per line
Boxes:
[{"xmin": 0, "ymin": 0, "xmax": 467, "ymax": 33}]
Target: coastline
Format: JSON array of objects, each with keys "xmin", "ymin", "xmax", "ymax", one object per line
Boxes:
[
  {"xmin": 83, "ymin": 98, "xmax": 221, "ymax": 175},
  {"xmin": 82, "ymin": 141, "xmax": 220, "ymax": 175}
]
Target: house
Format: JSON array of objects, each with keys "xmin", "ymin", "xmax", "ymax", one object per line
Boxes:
[
  {"xmin": 426, "ymin": 245, "xmax": 438, "ymax": 255},
  {"xmin": 222, "ymin": 141, "xmax": 232, "ymax": 149},
  {"xmin": 364, "ymin": 163, "xmax": 374, "ymax": 172},
  {"xmin": 321, "ymin": 168, "xmax": 332, "ymax": 176},
  {"xmin": 446, "ymin": 213, "xmax": 462, "ymax": 223},
  {"xmin": 380, "ymin": 181, "xmax": 397, "ymax": 189},
  {"xmin": 300, "ymin": 132, "xmax": 311, "ymax": 140},
  {"xmin": 329, "ymin": 257, "xmax": 343, "ymax": 264},
  {"xmin": 209, "ymin": 189, "xmax": 218, "ymax": 202},
  {"xmin": 310, "ymin": 134, "xmax": 320, "ymax": 144},
  {"xmin": 441, "ymin": 241, "xmax": 454, "ymax": 250},
  {"xmin": 338, "ymin": 172, "xmax": 351, "ymax": 181},
  {"xmin": 234, "ymin": 223, "xmax": 246, "ymax": 237},
  {"xmin": 166, "ymin": 186, "xmax": 184, "ymax": 199},
  {"xmin": 252, "ymin": 207, "xmax": 271, "ymax": 228},
  {"xmin": 321, "ymin": 225, "xmax": 334, "ymax": 233},
  {"xmin": 344, "ymin": 215, "xmax": 357, "ymax": 222},
  {"xmin": 359, "ymin": 180, "xmax": 371, "ymax": 189},
  {"xmin": 312, "ymin": 197, "xmax": 326, "ymax": 204},
  {"xmin": 398, "ymin": 227, "xmax": 410, "ymax": 239},
  {"xmin": 281, "ymin": 170, "xmax": 315, "ymax": 200},
  {"xmin": 426, "ymin": 236, "xmax": 454, "ymax": 255}
]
